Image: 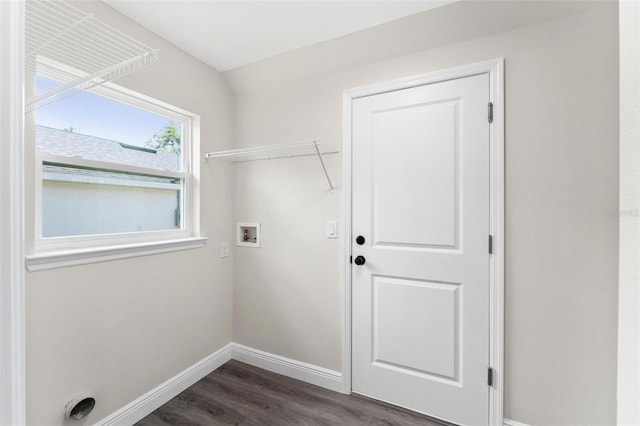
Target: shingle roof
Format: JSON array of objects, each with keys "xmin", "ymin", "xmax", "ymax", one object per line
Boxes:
[{"xmin": 36, "ymin": 125, "xmax": 179, "ymax": 171}]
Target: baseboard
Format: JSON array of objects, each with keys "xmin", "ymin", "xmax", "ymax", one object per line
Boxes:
[
  {"xmin": 96, "ymin": 343, "xmax": 233, "ymax": 426},
  {"xmin": 504, "ymin": 419, "xmax": 531, "ymax": 426},
  {"xmin": 96, "ymin": 342, "xmax": 519, "ymax": 425},
  {"xmin": 97, "ymin": 343, "xmax": 342, "ymax": 424},
  {"xmin": 231, "ymin": 343, "xmax": 344, "ymax": 393}
]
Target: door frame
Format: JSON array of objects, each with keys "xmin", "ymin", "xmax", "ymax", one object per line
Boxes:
[
  {"xmin": 0, "ymin": 1, "xmax": 26, "ymax": 425},
  {"xmin": 341, "ymin": 58, "xmax": 504, "ymax": 426}
]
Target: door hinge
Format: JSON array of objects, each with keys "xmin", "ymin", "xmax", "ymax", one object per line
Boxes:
[
  {"xmin": 488, "ymin": 367, "xmax": 494, "ymax": 387},
  {"xmin": 488, "ymin": 102, "xmax": 494, "ymax": 123},
  {"xmin": 350, "ymin": 255, "xmax": 353, "ymax": 264},
  {"xmin": 488, "ymin": 234, "xmax": 493, "ymax": 254}
]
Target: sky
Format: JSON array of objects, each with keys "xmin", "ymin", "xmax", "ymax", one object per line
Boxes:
[{"xmin": 35, "ymin": 77, "xmax": 175, "ymax": 147}]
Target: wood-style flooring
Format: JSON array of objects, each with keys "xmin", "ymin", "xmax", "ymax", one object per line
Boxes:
[{"xmin": 136, "ymin": 360, "xmax": 447, "ymax": 426}]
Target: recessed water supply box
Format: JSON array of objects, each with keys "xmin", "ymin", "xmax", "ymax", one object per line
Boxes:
[{"xmin": 237, "ymin": 222, "xmax": 260, "ymax": 247}]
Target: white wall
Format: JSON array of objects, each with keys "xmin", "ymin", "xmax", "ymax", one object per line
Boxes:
[
  {"xmin": 618, "ymin": 1, "xmax": 640, "ymax": 424},
  {"xmin": 233, "ymin": 156, "xmax": 342, "ymax": 369},
  {"xmin": 226, "ymin": 2, "xmax": 619, "ymax": 425},
  {"xmin": 24, "ymin": 2, "xmax": 234, "ymax": 424}
]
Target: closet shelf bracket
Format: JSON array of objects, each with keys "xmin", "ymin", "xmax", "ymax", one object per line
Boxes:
[{"xmin": 205, "ymin": 140, "xmax": 338, "ymax": 192}]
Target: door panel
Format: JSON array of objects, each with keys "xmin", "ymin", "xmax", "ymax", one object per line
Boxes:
[
  {"xmin": 352, "ymin": 74, "xmax": 490, "ymax": 426},
  {"xmin": 373, "ymin": 99, "xmax": 459, "ymax": 248},
  {"xmin": 373, "ymin": 276, "xmax": 460, "ymax": 379}
]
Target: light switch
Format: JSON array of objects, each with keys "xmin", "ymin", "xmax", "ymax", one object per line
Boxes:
[
  {"xmin": 220, "ymin": 242, "xmax": 229, "ymax": 258},
  {"xmin": 327, "ymin": 220, "xmax": 338, "ymax": 239}
]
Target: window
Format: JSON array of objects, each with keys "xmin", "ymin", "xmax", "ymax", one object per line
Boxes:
[{"xmin": 30, "ymin": 75, "xmax": 202, "ymax": 259}]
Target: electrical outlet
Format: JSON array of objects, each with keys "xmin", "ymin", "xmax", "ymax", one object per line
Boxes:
[{"xmin": 220, "ymin": 242, "xmax": 229, "ymax": 258}]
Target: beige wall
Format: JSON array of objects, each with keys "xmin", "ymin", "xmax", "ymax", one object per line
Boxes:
[
  {"xmin": 226, "ymin": 2, "xmax": 619, "ymax": 425},
  {"xmin": 23, "ymin": 1, "xmax": 620, "ymax": 425},
  {"xmin": 24, "ymin": 2, "xmax": 235, "ymax": 424}
]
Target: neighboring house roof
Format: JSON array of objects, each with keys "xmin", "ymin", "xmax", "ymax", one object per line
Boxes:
[{"xmin": 36, "ymin": 125, "xmax": 179, "ymax": 171}]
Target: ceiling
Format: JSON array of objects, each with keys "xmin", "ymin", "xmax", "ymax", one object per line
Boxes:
[{"xmin": 104, "ymin": 1, "xmax": 456, "ymax": 72}]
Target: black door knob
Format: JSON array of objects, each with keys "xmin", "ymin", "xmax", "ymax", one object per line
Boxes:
[
  {"xmin": 355, "ymin": 235, "xmax": 365, "ymax": 245},
  {"xmin": 354, "ymin": 255, "xmax": 366, "ymax": 266}
]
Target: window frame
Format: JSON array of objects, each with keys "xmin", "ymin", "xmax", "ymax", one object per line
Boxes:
[{"xmin": 27, "ymin": 74, "xmax": 204, "ymax": 269}]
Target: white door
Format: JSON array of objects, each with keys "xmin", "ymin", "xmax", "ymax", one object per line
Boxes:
[{"xmin": 351, "ymin": 73, "xmax": 491, "ymax": 426}]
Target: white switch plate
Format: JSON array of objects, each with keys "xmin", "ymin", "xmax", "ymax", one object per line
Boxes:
[
  {"xmin": 220, "ymin": 242, "xmax": 229, "ymax": 258},
  {"xmin": 327, "ymin": 220, "xmax": 338, "ymax": 239}
]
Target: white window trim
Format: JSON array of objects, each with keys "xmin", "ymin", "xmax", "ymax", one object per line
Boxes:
[
  {"xmin": 0, "ymin": 0, "xmax": 25, "ymax": 423},
  {"xmin": 25, "ymin": 237, "xmax": 207, "ymax": 272},
  {"xmin": 28, "ymin": 76, "xmax": 205, "ymax": 271}
]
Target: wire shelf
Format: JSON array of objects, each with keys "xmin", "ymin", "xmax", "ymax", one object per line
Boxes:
[
  {"xmin": 25, "ymin": 0, "xmax": 159, "ymax": 112},
  {"xmin": 205, "ymin": 140, "xmax": 338, "ymax": 191}
]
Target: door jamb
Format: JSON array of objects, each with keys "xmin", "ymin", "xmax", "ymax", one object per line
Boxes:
[
  {"xmin": 341, "ymin": 58, "xmax": 505, "ymax": 426},
  {"xmin": 0, "ymin": 1, "xmax": 26, "ymax": 425}
]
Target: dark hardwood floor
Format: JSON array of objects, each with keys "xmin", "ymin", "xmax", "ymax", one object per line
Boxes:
[{"xmin": 136, "ymin": 360, "xmax": 447, "ymax": 426}]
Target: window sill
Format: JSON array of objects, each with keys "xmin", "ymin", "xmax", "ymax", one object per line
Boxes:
[{"xmin": 25, "ymin": 237, "xmax": 207, "ymax": 272}]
